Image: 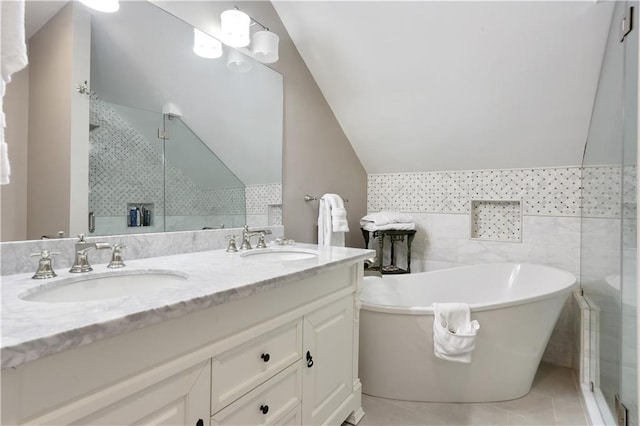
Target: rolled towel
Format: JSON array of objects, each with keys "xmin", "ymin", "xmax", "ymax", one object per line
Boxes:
[
  {"xmin": 432, "ymin": 303, "xmax": 480, "ymax": 363},
  {"xmin": 362, "ymin": 222, "xmax": 416, "ymax": 232},
  {"xmin": 360, "ymin": 211, "xmax": 413, "ymax": 228}
]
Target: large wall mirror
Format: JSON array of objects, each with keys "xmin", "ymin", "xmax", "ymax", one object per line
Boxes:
[{"xmin": 3, "ymin": 0, "xmax": 283, "ymax": 241}]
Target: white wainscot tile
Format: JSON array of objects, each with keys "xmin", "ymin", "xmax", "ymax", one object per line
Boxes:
[
  {"xmin": 544, "ymin": 245, "xmax": 580, "ymax": 277},
  {"xmin": 246, "ymin": 214, "xmax": 268, "ymax": 227},
  {"xmin": 457, "ymin": 240, "xmax": 546, "ymax": 264},
  {"xmin": 580, "ymin": 247, "xmax": 622, "ymax": 280},
  {"xmin": 412, "ymin": 259, "xmax": 460, "ymax": 273},
  {"xmin": 521, "ymin": 216, "xmax": 580, "ymax": 247},
  {"xmin": 421, "ymin": 238, "xmax": 459, "ymax": 263},
  {"xmin": 622, "ymin": 218, "xmax": 637, "ymax": 249},
  {"xmin": 581, "ymin": 218, "xmax": 622, "ymax": 250},
  {"xmin": 431, "ymin": 213, "xmax": 470, "ymax": 239}
]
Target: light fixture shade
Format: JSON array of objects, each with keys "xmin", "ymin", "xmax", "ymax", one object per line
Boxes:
[
  {"xmin": 193, "ymin": 28, "xmax": 223, "ymax": 59},
  {"xmin": 79, "ymin": 0, "xmax": 119, "ymax": 13},
  {"xmin": 220, "ymin": 9, "xmax": 250, "ymax": 48},
  {"xmin": 251, "ymin": 30, "xmax": 279, "ymax": 63},
  {"xmin": 227, "ymin": 49, "xmax": 252, "ymax": 73}
]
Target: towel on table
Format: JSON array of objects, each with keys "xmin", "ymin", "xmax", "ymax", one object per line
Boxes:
[
  {"xmin": 361, "ymin": 222, "xmax": 416, "ymax": 232},
  {"xmin": 360, "ymin": 211, "xmax": 413, "ymax": 228},
  {"xmin": 432, "ymin": 303, "xmax": 480, "ymax": 363},
  {"xmin": 318, "ymin": 193, "xmax": 349, "ymax": 247},
  {"xmin": 1, "ymin": 0, "xmax": 29, "ymax": 185}
]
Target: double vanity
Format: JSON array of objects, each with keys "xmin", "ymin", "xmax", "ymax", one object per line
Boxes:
[{"xmin": 1, "ymin": 241, "xmax": 373, "ymax": 425}]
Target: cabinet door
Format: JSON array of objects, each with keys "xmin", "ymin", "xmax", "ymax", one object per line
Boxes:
[
  {"xmin": 71, "ymin": 360, "xmax": 210, "ymax": 426},
  {"xmin": 302, "ymin": 296, "xmax": 354, "ymax": 425}
]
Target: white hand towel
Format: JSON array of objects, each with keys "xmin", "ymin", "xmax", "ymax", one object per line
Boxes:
[
  {"xmin": 317, "ymin": 193, "xmax": 348, "ymax": 247},
  {"xmin": 1, "ymin": 0, "xmax": 29, "ymax": 185},
  {"xmin": 331, "ymin": 207, "xmax": 349, "ymax": 232},
  {"xmin": 432, "ymin": 303, "xmax": 480, "ymax": 363}
]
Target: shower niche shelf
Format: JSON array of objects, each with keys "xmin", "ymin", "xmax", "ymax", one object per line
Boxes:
[
  {"xmin": 127, "ymin": 202, "xmax": 154, "ymax": 228},
  {"xmin": 470, "ymin": 199, "xmax": 522, "ymax": 242}
]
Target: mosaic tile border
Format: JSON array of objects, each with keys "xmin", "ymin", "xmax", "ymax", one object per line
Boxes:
[{"xmin": 368, "ymin": 166, "xmax": 623, "ymax": 218}]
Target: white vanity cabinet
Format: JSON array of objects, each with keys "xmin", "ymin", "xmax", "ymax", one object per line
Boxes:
[
  {"xmin": 1, "ymin": 263, "xmax": 365, "ymax": 426},
  {"xmin": 302, "ymin": 296, "xmax": 355, "ymax": 426}
]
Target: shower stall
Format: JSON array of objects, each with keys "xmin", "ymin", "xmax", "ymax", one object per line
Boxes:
[
  {"xmin": 581, "ymin": 2, "xmax": 637, "ymax": 425},
  {"xmin": 88, "ymin": 98, "xmax": 246, "ymax": 236}
]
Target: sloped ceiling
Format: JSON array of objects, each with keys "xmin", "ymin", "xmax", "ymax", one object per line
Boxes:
[{"xmin": 273, "ymin": 1, "xmax": 614, "ymax": 173}]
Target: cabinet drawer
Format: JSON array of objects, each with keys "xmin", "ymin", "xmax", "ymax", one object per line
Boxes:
[
  {"xmin": 211, "ymin": 362, "xmax": 302, "ymax": 426},
  {"xmin": 211, "ymin": 320, "xmax": 302, "ymax": 413}
]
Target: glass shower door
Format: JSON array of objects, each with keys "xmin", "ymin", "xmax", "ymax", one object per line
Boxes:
[
  {"xmin": 163, "ymin": 114, "xmax": 246, "ymax": 232},
  {"xmin": 88, "ymin": 99, "xmax": 165, "ymax": 235},
  {"xmin": 620, "ymin": 3, "xmax": 638, "ymax": 424},
  {"xmin": 581, "ymin": 2, "xmax": 637, "ymax": 424}
]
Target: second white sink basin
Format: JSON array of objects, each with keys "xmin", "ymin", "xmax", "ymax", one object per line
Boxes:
[
  {"xmin": 240, "ymin": 248, "xmax": 318, "ymax": 262},
  {"xmin": 20, "ymin": 270, "xmax": 188, "ymax": 303}
]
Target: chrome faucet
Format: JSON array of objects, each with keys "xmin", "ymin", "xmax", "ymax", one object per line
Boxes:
[
  {"xmin": 69, "ymin": 234, "xmax": 111, "ymax": 273},
  {"xmin": 240, "ymin": 226, "xmax": 272, "ymax": 250}
]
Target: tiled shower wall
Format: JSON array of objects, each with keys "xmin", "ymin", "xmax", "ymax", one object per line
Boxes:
[
  {"xmin": 367, "ymin": 165, "xmax": 631, "ymax": 367},
  {"xmin": 245, "ymin": 183, "xmax": 283, "ymax": 227}
]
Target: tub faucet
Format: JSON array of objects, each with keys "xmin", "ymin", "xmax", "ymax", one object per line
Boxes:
[
  {"xmin": 241, "ymin": 226, "xmax": 272, "ymax": 250},
  {"xmin": 69, "ymin": 234, "xmax": 111, "ymax": 273}
]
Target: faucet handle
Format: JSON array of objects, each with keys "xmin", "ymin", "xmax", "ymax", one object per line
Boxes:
[
  {"xmin": 256, "ymin": 232, "xmax": 268, "ymax": 249},
  {"xmin": 240, "ymin": 229, "xmax": 252, "ymax": 250},
  {"xmin": 30, "ymin": 249, "xmax": 61, "ymax": 257},
  {"xmin": 31, "ymin": 250, "xmax": 59, "ymax": 279},
  {"xmin": 107, "ymin": 244, "xmax": 126, "ymax": 268},
  {"xmin": 226, "ymin": 235, "xmax": 238, "ymax": 253}
]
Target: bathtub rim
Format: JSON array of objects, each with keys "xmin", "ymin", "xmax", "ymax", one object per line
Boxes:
[{"xmin": 360, "ymin": 262, "xmax": 577, "ymax": 315}]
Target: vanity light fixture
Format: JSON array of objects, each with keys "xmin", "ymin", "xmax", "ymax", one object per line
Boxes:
[
  {"xmin": 227, "ymin": 49, "xmax": 252, "ymax": 73},
  {"xmin": 79, "ymin": 0, "xmax": 119, "ymax": 13},
  {"xmin": 193, "ymin": 28, "xmax": 223, "ymax": 59},
  {"xmin": 220, "ymin": 8, "xmax": 251, "ymax": 48},
  {"xmin": 251, "ymin": 29, "xmax": 279, "ymax": 64},
  {"xmin": 221, "ymin": 6, "xmax": 280, "ymax": 64}
]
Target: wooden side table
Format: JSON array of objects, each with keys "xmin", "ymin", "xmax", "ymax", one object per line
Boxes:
[{"xmin": 361, "ymin": 228, "xmax": 417, "ymax": 274}]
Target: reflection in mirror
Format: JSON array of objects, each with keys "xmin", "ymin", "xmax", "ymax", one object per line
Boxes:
[{"xmin": 2, "ymin": 0, "xmax": 283, "ymax": 241}]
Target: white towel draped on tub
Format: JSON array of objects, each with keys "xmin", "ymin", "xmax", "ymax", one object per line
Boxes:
[
  {"xmin": 318, "ymin": 193, "xmax": 349, "ymax": 247},
  {"xmin": 432, "ymin": 303, "xmax": 480, "ymax": 363}
]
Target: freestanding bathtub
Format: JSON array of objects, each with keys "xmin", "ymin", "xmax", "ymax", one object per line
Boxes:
[{"xmin": 359, "ymin": 263, "xmax": 576, "ymax": 403}]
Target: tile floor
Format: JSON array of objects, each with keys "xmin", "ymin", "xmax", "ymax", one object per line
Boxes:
[{"xmin": 354, "ymin": 363, "xmax": 588, "ymax": 426}]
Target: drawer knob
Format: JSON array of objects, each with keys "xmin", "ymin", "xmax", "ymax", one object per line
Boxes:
[
  {"xmin": 306, "ymin": 350, "xmax": 314, "ymax": 368},
  {"xmin": 260, "ymin": 404, "xmax": 269, "ymax": 415},
  {"xmin": 196, "ymin": 419, "xmax": 204, "ymax": 426},
  {"xmin": 261, "ymin": 353, "xmax": 270, "ymax": 362}
]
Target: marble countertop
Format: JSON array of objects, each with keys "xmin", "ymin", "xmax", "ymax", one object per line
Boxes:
[{"xmin": 1, "ymin": 243, "xmax": 373, "ymax": 370}]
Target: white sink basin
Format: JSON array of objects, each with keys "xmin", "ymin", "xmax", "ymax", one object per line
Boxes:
[
  {"xmin": 240, "ymin": 248, "xmax": 318, "ymax": 262},
  {"xmin": 20, "ymin": 270, "xmax": 188, "ymax": 303}
]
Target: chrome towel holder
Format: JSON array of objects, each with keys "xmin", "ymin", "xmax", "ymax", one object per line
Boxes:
[{"xmin": 304, "ymin": 194, "xmax": 349, "ymax": 202}]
